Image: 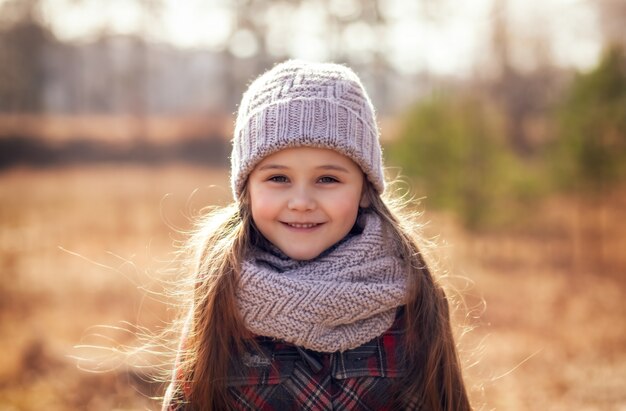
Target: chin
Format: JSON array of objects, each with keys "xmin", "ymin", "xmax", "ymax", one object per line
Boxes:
[{"xmin": 284, "ymin": 249, "xmax": 322, "ymax": 261}]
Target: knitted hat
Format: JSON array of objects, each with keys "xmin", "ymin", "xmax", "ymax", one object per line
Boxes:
[{"xmin": 230, "ymin": 60, "xmax": 384, "ymax": 198}]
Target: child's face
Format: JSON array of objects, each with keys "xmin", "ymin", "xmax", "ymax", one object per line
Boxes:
[{"xmin": 247, "ymin": 147, "xmax": 369, "ymax": 261}]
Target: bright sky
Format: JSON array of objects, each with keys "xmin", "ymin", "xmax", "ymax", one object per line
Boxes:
[{"xmin": 19, "ymin": 0, "xmax": 603, "ymax": 76}]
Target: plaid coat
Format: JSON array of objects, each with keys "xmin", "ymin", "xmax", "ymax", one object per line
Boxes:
[{"xmin": 163, "ymin": 308, "xmax": 420, "ymax": 410}]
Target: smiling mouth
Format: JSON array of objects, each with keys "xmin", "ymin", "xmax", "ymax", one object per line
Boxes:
[{"xmin": 283, "ymin": 222, "xmax": 322, "ymax": 229}]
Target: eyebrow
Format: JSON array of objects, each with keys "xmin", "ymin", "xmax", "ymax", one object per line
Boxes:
[
  {"xmin": 316, "ymin": 165, "xmax": 350, "ymax": 173},
  {"xmin": 256, "ymin": 164, "xmax": 289, "ymax": 171},
  {"xmin": 256, "ymin": 164, "xmax": 350, "ymax": 173}
]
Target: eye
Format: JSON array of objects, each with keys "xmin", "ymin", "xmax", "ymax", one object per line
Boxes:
[
  {"xmin": 318, "ymin": 176, "xmax": 339, "ymax": 184},
  {"xmin": 268, "ymin": 175, "xmax": 289, "ymax": 183}
]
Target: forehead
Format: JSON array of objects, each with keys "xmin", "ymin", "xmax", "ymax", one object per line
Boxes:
[{"xmin": 255, "ymin": 147, "xmax": 361, "ymax": 171}]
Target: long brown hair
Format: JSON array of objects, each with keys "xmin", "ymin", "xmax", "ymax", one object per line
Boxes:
[{"xmin": 170, "ymin": 181, "xmax": 471, "ymax": 410}]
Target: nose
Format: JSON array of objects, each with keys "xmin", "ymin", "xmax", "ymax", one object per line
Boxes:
[{"xmin": 287, "ymin": 186, "xmax": 316, "ymax": 211}]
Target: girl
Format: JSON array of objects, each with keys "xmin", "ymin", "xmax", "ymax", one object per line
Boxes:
[{"xmin": 163, "ymin": 60, "xmax": 471, "ymax": 410}]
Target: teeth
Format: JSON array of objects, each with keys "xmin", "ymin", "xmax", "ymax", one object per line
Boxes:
[{"xmin": 289, "ymin": 223, "xmax": 317, "ymax": 228}]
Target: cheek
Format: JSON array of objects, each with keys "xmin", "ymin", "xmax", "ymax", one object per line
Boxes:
[
  {"xmin": 249, "ymin": 187, "xmax": 278, "ymax": 219},
  {"xmin": 327, "ymin": 192, "xmax": 361, "ymax": 218}
]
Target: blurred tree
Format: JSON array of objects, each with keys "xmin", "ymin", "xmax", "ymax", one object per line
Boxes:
[
  {"xmin": 0, "ymin": 0, "xmax": 53, "ymax": 112},
  {"xmin": 224, "ymin": 0, "xmax": 396, "ymax": 111},
  {"xmin": 553, "ymin": 45, "xmax": 626, "ymax": 190},
  {"xmin": 488, "ymin": 0, "xmax": 560, "ymax": 157},
  {"xmin": 595, "ymin": 0, "xmax": 626, "ymax": 49}
]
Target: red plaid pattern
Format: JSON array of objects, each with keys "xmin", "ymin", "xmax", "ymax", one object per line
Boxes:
[{"xmin": 164, "ymin": 308, "xmax": 416, "ymax": 410}]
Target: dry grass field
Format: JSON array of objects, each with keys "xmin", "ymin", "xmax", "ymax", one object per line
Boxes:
[{"xmin": 0, "ymin": 165, "xmax": 624, "ymax": 410}]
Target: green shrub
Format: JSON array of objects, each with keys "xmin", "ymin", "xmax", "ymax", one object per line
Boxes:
[
  {"xmin": 387, "ymin": 46, "xmax": 626, "ymax": 229},
  {"xmin": 551, "ymin": 46, "xmax": 626, "ymax": 190},
  {"xmin": 385, "ymin": 92, "xmax": 542, "ymax": 230}
]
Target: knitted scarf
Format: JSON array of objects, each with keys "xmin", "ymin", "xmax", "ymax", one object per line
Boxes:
[{"xmin": 237, "ymin": 213, "xmax": 408, "ymax": 353}]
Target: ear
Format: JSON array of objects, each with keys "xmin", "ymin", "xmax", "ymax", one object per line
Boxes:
[{"xmin": 359, "ymin": 182, "xmax": 371, "ymax": 208}]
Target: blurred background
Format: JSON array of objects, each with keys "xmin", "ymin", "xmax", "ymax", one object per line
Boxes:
[{"xmin": 0, "ymin": 0, "xmax": 625, "ymax": 409}]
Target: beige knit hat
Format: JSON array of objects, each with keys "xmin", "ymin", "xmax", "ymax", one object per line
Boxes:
[{"xmin": 230, "ymin": 60, "xmax": 384, "ymax": 198}]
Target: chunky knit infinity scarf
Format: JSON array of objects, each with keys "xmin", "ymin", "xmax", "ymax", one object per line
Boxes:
[{"xmin": 237, "ymin": 212, "xmax": 408, "ymax": 353}]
